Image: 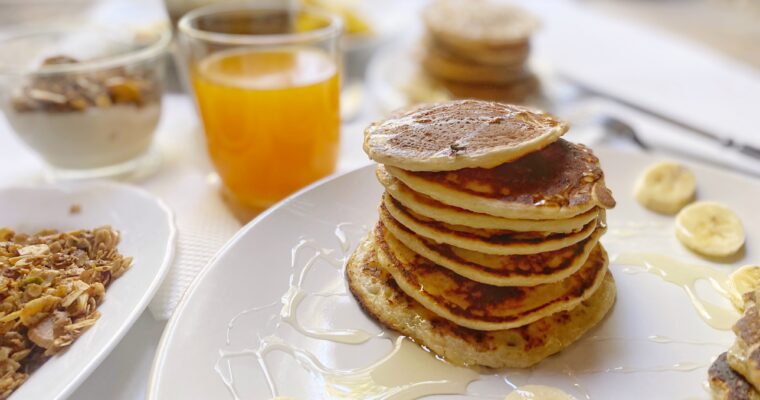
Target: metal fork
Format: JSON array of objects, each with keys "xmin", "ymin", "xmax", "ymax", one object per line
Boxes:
[
  {"xmin": 564, "ymin": 75, "xmax": 760, "ymax": 161},
  {"xmin": 594, "ymin": 114, "xmax": 760, "ymax": 177},
  {"xmin": 596, "ymin": 115, "xmax": 650, "ymax": 151}
]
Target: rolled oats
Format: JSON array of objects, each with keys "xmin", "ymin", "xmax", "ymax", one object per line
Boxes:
[{"xmin": 0, "ymin": 226, "xmax": 131, "ymax": 398}]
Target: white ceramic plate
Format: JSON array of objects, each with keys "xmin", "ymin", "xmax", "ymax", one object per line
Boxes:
[
  {"xmin": 150, "ymin": 148, "xmax": 759, "ymax": 399},
  {"xmin": 0, "ymin": 182, "xmax": 175, "ymax": 400}
]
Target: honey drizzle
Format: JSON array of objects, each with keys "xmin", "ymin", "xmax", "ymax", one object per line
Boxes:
[
  {"xmin": 504, "ymin": 385, "xmax": 578, "ymax": 400},
  {"xmin": 583, "ymin": 334, "xmax": 729, "ymax": 347},
  {"xmin": 215, "ymin": 223, "xmax": 477, "ymax": 399},
  {"xmin": 614, "ymin": 252, "xmax": 740, "ymax": 330},
  {"xmin": 214, "ymin": 224, "xmax": 726, "ymax": 399},
  {"xmin": 574, "ymin": 361, "xmax": 707, "ymax": 375}
]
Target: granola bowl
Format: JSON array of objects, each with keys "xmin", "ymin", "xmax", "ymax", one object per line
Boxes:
[
  {"xmin": 0, "ymin": 181, "xmax": 175, "ymax": 399},
  {"xmin": 0, "ymin": 26, "xmax": 171, "ymax": 180}
]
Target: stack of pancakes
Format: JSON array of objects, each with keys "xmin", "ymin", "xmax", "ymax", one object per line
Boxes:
[
  {"xmin": 709, "ymin": 288, "xmax": 760, "ymax": 399},
  {"xmin": 420, "ymin": 0, "xmax": 540, "ymax": 103},
  {"xmin": 348, "ymin": 100, "xmax": 617, "ymax": 368}
]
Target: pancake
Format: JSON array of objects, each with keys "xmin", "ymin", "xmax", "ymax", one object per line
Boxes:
[
  {"xmin": 386, "ymin": 139, "xmax": 616, "ymax": 220},
  {"xmin": 381, "ymin": 207, "xmax": 605, "ymax": 286},
  {"xmin": 423, "ymin": 0, "xmax": 539, "ymax": 48},
  {"xmin": 422, "ymin": 43, "xmax": 528, "ymax": 84},
  {"xmin": 429, "ymin": 35, "xmax": 531, "ymax": 66},
  {"xmin": 728, "ymin": 289, "xmax": 760, "ymax": 391},
  {"xmin": 441, "ymin": 75, "xmax": 540, "ymax": 103},
  {"xmin": 376, "ymin": 165, "xmax": 598, "ymax": 233},
  {"xmin": 709, "ymin": 353, "xmax": 760, "ymax": 400},
  {"xmin": 374, "ymin": 223, "xmax": 609, "ymax": 331},
  {"xmin": 380, "ymin": 193, "xmax": 600, "ymax": 255},
  {"xmin": 363, "ymin": 100, "xmax": 568, "ymax": 171},
  {"xmin": 346, "ymin": 234, "xmax": 617, "ymax": 368}
]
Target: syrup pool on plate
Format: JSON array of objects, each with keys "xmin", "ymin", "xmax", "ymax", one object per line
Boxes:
[{"xmin": 192, "ymin": 47, "xmax": 340, "ymax": 211}]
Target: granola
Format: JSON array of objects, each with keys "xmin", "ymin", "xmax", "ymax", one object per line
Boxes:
[
  {"xmin": 0, "ymin": 226, "xmax": 131, "ymax": 398},
  {"xmin": 10, "ymin": 55, "xmax": 159, "ymax": 113}
]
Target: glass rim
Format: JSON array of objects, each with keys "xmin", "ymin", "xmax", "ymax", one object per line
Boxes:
[
  {"xmin": 178, "ymin": 2, "xmax": 343, "ymax": 46},
  {"xmin": 0, "ymin": 26, "xmax": 171, "ymax": 76}
]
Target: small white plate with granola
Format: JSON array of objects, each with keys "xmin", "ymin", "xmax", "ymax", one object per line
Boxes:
[{"xmin": 0, "ymin": 181, "xmax": 175, "ymax": 400}]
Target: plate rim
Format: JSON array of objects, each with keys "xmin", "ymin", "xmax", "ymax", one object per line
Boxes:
[
  {"xmin": 146, "ymin": 164, "xmax": 373, "ymax": 398},
  {"xmin": 0, "ymin": 180, "xmax": 177, "ymax": 400}
]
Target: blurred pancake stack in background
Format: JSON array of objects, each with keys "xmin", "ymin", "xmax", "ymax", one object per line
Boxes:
[
  {"xmin": 348, "ymin": 99, "xmax": 617, "ymax": 368},
  {"xmin": 420, "ymin": 0, "xmax": 540, "ymax": 104}
]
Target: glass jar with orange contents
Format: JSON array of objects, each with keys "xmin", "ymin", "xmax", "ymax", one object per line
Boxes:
[{"xmin": 179, "ymin": 2, "xmax": 342, "ymax": 215}]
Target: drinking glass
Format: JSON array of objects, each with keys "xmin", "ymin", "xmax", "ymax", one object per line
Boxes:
[{"xmin": 179, "ymin": 1, "xmax": 342, "ymax": 215}]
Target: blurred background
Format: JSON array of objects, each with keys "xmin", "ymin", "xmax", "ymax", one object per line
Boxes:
[
  {"xmin": 2, "ymin": 0, "xmax": 759, "ymax": 65},
  {"xmin": 1, "ymin": 0, "xmax": 758, "ymax": 182}
]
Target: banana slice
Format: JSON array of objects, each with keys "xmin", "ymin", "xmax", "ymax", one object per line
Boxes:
[
  {"xmin": 634, "ymin": 161, "xmax": 696, "ymax": 214},
  {"xmin": 675, "ymin": 201, "xmax": 745, "ymax": 258},
  {"xmin": 728, "ymin": 265, "xmax": 760, "ymax": 310}
]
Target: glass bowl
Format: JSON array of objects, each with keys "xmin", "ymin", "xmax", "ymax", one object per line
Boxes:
[{"xmin": 0, "ymin": 26, "xmax": 171, "ymax": 179}]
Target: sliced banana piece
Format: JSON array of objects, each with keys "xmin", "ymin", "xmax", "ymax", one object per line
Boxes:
[
  {"xmin": 728, "ymin": 265, "xmax": 760, "ymax": 310},
  {"xmin": 634, "ymin": 161, "xmax": 696, "ymax": 214},
  {"xmin": 675, "ymin": 201, "xmax": 745, "ymax": 258}
]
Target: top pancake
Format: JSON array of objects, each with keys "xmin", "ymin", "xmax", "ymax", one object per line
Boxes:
[
  {"xmin": 363, "ymin": 100, "xmax": 568, "ymax": 171},
  {"xmin": 387, "ymin": 139, "xmax": 616, "ymax": 220},
  {"xmin": 423, "ymin": 0, "xmax": 539, "ymax": 47}
]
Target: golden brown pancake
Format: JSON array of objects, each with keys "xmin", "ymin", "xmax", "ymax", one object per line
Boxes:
[
  {"xmin": 422, "ymin": 44, "xmax": 529, "ymax": 84},
  {"xmin": 728, "ymin": 289, "xmax": 760, "ymax": 391},
  {"xmin": 440, "ymin": 74, "xmax": 540, "ymax": 103},
  {"xmin": 346, "ymin": 234, "xmax": 617, "ymax": 368},
  {"xmin": 380, "ymin": 207, "xmax": 605, "ymax": 286},
  {"xmin": 710, "ymin": 352, "xmax": 760, "ymax": 400},
  {"xmin": 380, "ymin": 194, "xmax": 599, "ymax": 255},
  {"xmin": 428, "ymin": 34, "xmax": 531, "ymax": 66},
  {"xmin": 363, "ymin": 100, "xmax": 568, "ymax": 171},
  {"xmin": 387, "ymin": 139, "xmax": 616, "ymax": 220},
  {"xmin": 374, "ymin": 223, "xmax": 609, "ymax": 331},
  {"xmin": 376, "ymin": 165, "xmax": 599, "ymax": 233},
  {"xmin": 423, "ymin": 0, "xmax": 539, "ymax": 48}
]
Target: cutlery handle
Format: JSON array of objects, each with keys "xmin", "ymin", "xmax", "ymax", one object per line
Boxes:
[
  {"xmin": 563, "ymin": 75, "xmax": 760, "ymax": 161},
  {"xmin": 736, "ymin": 143, "xmax": 760, "ymax": 160}
]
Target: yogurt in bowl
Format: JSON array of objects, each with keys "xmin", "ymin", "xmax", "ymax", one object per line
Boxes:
[{"xmin": 0, "ymin": 27, "xmax": 170, "ymax": 179}]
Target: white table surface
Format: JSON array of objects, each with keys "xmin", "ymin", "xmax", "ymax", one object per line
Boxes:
[{"xmin": 1, "ymin": 1, "xmax": 759, "ymax": 399}]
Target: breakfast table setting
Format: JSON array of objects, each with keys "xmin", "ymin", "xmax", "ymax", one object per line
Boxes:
[{"xmin": 0, "ymin": 0, "xmax": 759, "ymax": 399}]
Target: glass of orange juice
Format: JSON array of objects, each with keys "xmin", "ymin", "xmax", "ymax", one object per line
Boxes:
[{"xmin": 178, "ymin": 2, "xmax": 342, "ymax": 215}]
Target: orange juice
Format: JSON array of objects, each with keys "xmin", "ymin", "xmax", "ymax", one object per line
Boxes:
[{"xmin": 192, "ymin": 48, "xmax": 340, "ymax": 210}]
